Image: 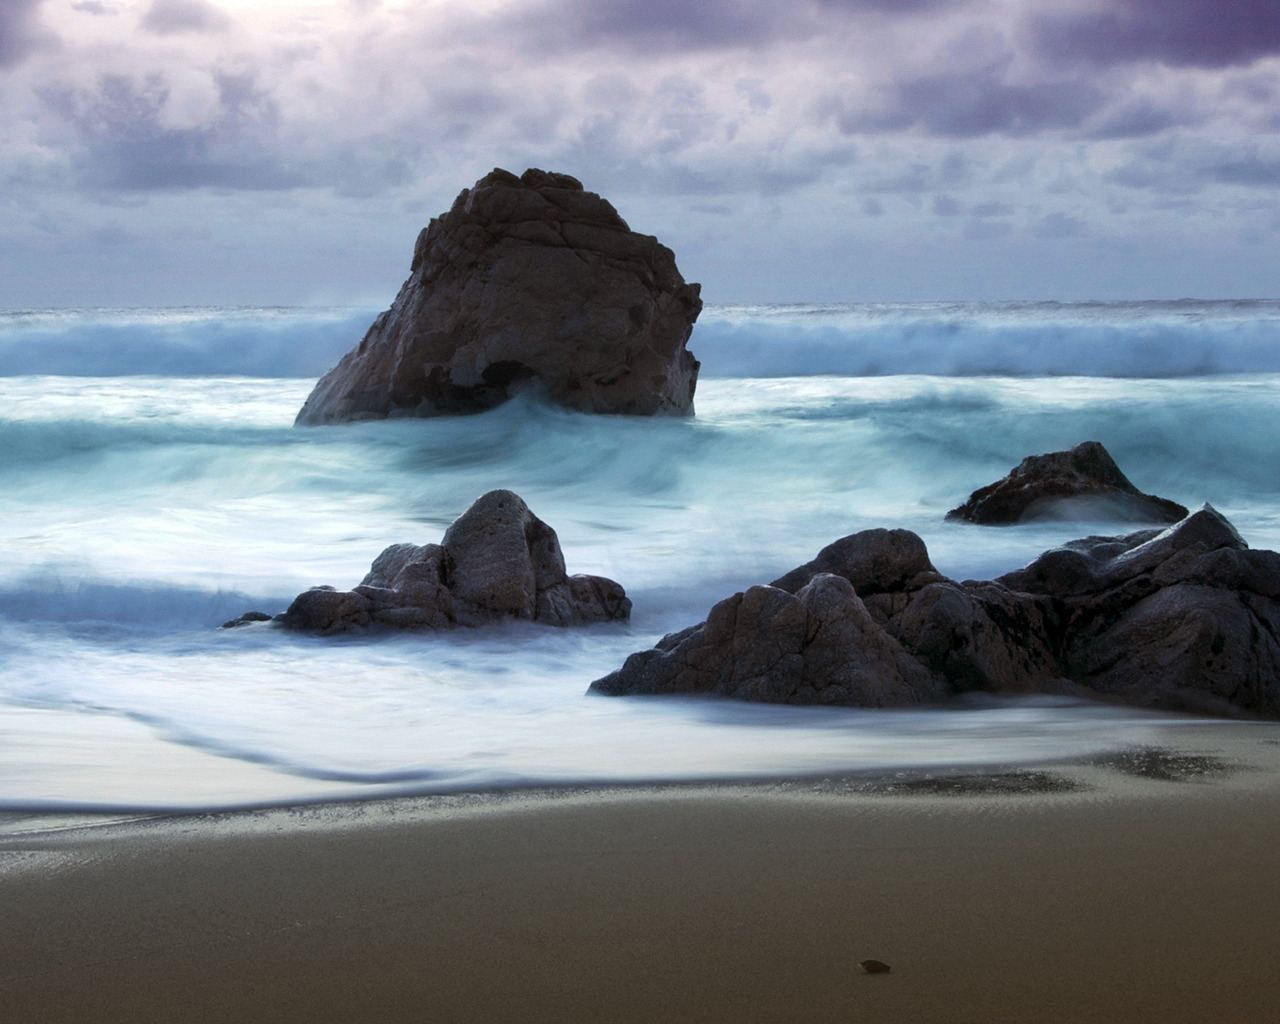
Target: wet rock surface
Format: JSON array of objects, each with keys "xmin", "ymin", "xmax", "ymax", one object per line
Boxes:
[
  {"xmin": 296, "ymin": 168, "xmax": 702, "ymax": 425},
  {"xmin": 592, "ymin": 505, "xmax": 1280, "ymax": 719},
  {"xmin": 260, "ymin": 490, "xmax": 630, "ymax": 634},
  {"xmin": 946, "ymin": 441, "xmax": 1188, "ymax": 525}
]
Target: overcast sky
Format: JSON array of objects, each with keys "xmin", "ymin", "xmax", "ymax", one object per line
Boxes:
[{"xmin": 3, "ymin": 0, "xmax": 1280, "ymax": 305}]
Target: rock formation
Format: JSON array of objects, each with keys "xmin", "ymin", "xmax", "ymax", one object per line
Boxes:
[
  {"xmin": 946, "ymin": 441, "xmax": 1188, "ymax": 525},
  {"xmin": 267, "ymin": 490, "xmax": 630, "ymax": 634},
  {"xmin": 591, "ymin": 506, "xmax": 1280, "ymax": 719},
  {"xmin": 295, "ymin": 168, "xmax": 703, "ymax": 425}
]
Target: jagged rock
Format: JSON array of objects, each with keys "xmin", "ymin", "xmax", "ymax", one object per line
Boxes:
[
  {"xmin": 888, "ymin": 580, "xmax": 1067, "ymax": 695},
  {"xmin": 769, "ymin": 528, "xmax": 939, "ymax": 595},
  {"xmin": 295, "ymin": 168, "xmax": 702, "ymax": 425},
  {"xmin": 277, "ymin": 490, "xmax": 630, "ymax": 634},
  {"xmin": 591, "ymin": 504, "xmax": 1280, "ymax": 718},
  {"xmin": 1001, "ymin": 505, "xmax": 1280, "ymax": 716},
  {"xmin": 946, "ymin": 441, "xmax": 1188, "ymax": 525},
  {"xmin": 591, "ymin": 574, "xmax": 946, "ymax": 705}
]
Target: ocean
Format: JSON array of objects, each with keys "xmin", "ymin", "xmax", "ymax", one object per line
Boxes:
[{"xmin": 3, "ymin": 301, "xmax": 1280, "ymax": 812}]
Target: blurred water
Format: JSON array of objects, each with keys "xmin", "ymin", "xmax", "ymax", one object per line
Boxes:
[{"xmin": 2, "ymin": 304, "xmax": 1279, "ymax": 810}]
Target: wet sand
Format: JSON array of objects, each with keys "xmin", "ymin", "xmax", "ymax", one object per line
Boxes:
[{"xmin": 2, "ymin": 722, "xmax": 1279, "ymax": 1023}]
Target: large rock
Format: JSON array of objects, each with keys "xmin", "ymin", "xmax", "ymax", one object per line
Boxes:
[
  {"xmin": 946, "ymin": 441, "xmax": 1188, "ymax": 525},
  {"xmin": 295, "ymin": 168, "xmax": 702, "ymax": 425},
  {"xmin": 276, "ymin": 490, "xmax": 630, "ymax": 634},
  {"xmin": 591, "ymin": 505, "xmax": 1280, "ymax": 718},
  {"xmin": 592, "ymin": 574, "xmax": 946, "ymax": 706}
]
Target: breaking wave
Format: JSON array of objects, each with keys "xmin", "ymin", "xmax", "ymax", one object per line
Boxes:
[{"xmin": 4, "ymin": 300, "xmax": 1280, "ymax": 380}]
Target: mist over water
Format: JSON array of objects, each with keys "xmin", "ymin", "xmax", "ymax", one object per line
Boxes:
[{"xmin": 2, "ymin": 302, "xmax": 1278, "ymax": 810}]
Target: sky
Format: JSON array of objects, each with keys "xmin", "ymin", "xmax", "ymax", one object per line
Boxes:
[{"xmin": 3, "ymin": 0, "xmax": 1280, "ymax": 305}]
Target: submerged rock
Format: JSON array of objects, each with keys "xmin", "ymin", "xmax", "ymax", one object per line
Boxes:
[
  {"xmin": 592, "ymin": 504, "xmax": 1280, "ymax": 719},
  {"xmin": 295, "ymin": 168, "xmax": 702, "ymax": 425},
  {"xmin": 946, "ymin": 441, "xmax": 1188, "ymax": 525},
  {"xmin": 274, "ymin": 490, "xmax": 630, "ymax": 634},
  {"xmin": 221, "ymin": 610, "xmax": 273, "ymax": 629}
]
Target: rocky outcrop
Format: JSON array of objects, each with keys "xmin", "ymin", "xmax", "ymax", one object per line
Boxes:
[
  {"xmin": 275, "ymin": 490, "xmax": 630, "ymax": 634},
  {"xmin": 595, "ymin": 573, "xmax": 947, "ymax": 706},
  {"xmin": 296, "ymin": 168, "xmax": 702, "ymax": 425},
  {"xmin": 946, "ymin": 441, "xmax": 1188, "ymax": 525},
  {"xmin": 592, "ymin": 505, "xmax": 1280, "ymax": 719}
]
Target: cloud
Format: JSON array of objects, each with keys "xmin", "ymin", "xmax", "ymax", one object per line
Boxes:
[
  {"xmin": 841, "ymin": 62, "xmax": 1105, "ymax": 138},
  {"xmin": 963, "ymin": 218, "xmax": 1012, "ymax": 240},
  {"xmin": 7, "ymin": 0, "xmax": 1280, "ymax": 307},
  {"xmin": 861, "ymin": 153, "xmax": 969, "ymax": 194},
  {"xmin": 0, "ymin": 0, "xmax": 54, "ymax": 68},
  {"xmin": 46, "ymin": 72, "xmax": 304, "ymax": 191},
  {"xmin": 1034, "ymin": 0, "xmax": 1280, "ymax": 70},
  {"xmin": 512, "ymin": 0, "xmax": 971, "ymax": 54},
  {"xmin": 140, "ymin": 0, "xmax": 231, "ymax": 36},
  {"xmin": 818, "ymin": 0, "xmax": 962, "ymax": 10},
  {"xmin": 970, "ymin": 201, "xmax": 1013, "ymax": 217},
  {"xmin": 1085, "ymin": 99, "xmax": 1189, "ymax": 140},
  {"xmin": 1205, "ymin": 154, "xmax": 1280, "ymax": 187},
  {"xmin": 1031, "ymin": 212, "xmax": 1085, "ymax": 239},
  {"xmin": 515, "ymin": 0, "xmax": 797, "ymax": 52}
]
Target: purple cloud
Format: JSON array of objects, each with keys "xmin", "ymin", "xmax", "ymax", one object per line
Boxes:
[
  {"xmin": 0, "ymin": 0, "xmax": 52, "ymax": 68},
  {"xmin": 1034, "ymin": 0, "xmax": 1280, "ymax": 69},
  {"xmin": 1031, "ymin": 212, "xmax": 1086, "ymax": 239},
  {"xmin": 515, "ymin": 0, "xmax": 970, "ymax": 53},
  {"xmin": 843, "ymin": 63, "xmax": 1104, "ymax": 138},
  {"xmin": 1085, "ymin": 99, "xmax": 1189, "ymax": 140},
  {"xmin": 516, "ymin": 0, "xmax": 791, "ymax": 51},
  {"xmin": 46, "ymin": 73, "xmax": 304, "ymax": 191},
  {"xmin": 140, "ymin": 0, "xmax": 231, "ymax": 36},
  {"xmin": 1207, "ymin": 155, "xmax": 1280, "ymax": 187}
]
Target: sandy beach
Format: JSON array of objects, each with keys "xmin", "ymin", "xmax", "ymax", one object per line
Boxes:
[{"xmin": 3, "ymin": 721, "xmax": 1279, "ymax": 1024}]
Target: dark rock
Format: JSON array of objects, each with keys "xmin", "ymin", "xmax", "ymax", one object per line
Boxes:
[
  {"xmin": 537, "ymin": 574, "xmax": 633, "ymax": 627},
  {"xmin": 946, "ymin": 441, "xmax": 1188, "ymax": 525},
  {"xmin": 889, "ymin": 580, "xmax": 1066, "ymax": 695},
  {"xmin": 281, "ymin": 586, "xmax": 372, "ymax": 635},
  {"xmin": 592, "ymin": 573, "xmax": 945, "ymax": 705},
  {"xmin": 221, "ymin": 610, "xmax": 274, "ymax": 629},
  {"xmin": 295, "ymin": 168, "xmax": 702, "ymax": 425},
  {"xmin": 769, "ymin": 528, "xmax": 937, "ymax": 595},
  {"xmin": 441, "ymin": 489, "xmax": 563, "ymax": 618},
  {"xmin": 278, "ymin": 489, "xmax": 631, "ymax": 634},
  {"xmin": 1067, "ymin": 584, "xmax": 1280, "ymax": 717},
  {"xmin": 592, "ymin": 505, "xmax": 1280, "ymax": 718}
]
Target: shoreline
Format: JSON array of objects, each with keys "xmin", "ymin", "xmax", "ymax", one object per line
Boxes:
[
  {"xmin": 4, "ymin": 721, "xmax": 1280, "ymax": 1023},
  {"xmin": 0, "ymin": 713, "xmax": 1268, "ymax": 828}
]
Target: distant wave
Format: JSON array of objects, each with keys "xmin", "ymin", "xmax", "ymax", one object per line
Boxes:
[
  {"xmin": 0, "ymin": 577, "xmax": 283, "ymax": 630},
  {"xmin": 4, "ymin": 301, "xmax": 1280, "ymax": 379},
  {"xmin": 694, "ymin": 300, "xmax": 1280, "ymax": 378},
  {"xmin": 0, "ymin": 307, "xmax": 374, "ymax": 378}
]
